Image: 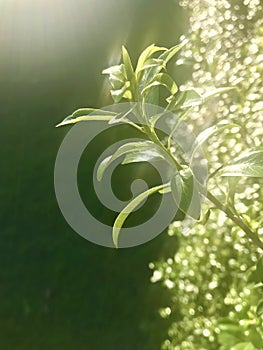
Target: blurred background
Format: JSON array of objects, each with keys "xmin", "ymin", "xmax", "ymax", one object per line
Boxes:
[
  {"xmin": 2, "ymin": 0, "xmax": 262, "ymax": 349},
  {"xmin": 0, "ymin": 0, "xmax": 188, "ymax": 349}
]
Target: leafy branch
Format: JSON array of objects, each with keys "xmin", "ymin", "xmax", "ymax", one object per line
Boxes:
[{"xmin": 57, "ymin": 43, "xmax": 263, "ymax": 250}]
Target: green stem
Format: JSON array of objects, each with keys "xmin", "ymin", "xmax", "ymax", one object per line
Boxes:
[
  {"xmin": 146, "ymin": 125, "xmax": 182, "ymax": 170},
  {"xmin": 206, "ymin": 191, "xmax": 263, "ymax": 250},
  {"xmin": 148, "ymin": 122, "xmax": 263, "ymax": 250},
  {"xmin": 131, "ymin": 96, "xmax": 262, "ymax": 250}
]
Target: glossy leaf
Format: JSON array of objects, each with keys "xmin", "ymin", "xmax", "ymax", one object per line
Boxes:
[
  {"xmin": 167, "ymin": 89, "xmax": 202, "ymax": 111},
  {"xmin": 217, "ymin": 151, "xmax": 263, "ymax": 178},
  {"xmin": 158, "ymin": 42, "xmax": 186, "ymax": 64},
  {"xmin": 135, "ymin": 44, "xmax": 166, "ymax": 75},
  {"xmin": 102, "ymin": 63, "xmax": 128, "ymax": 96},
  {"xmin": 97, "ymin": 141, "xmax": 166, "ymax": 181},
  {"xmin": 108, "ymin": 104, "xmax": 136, "ymax": 124},
  {"xmin": 122, "ymin": 149, "xmax": 166, "ymax": 165},
  {"xmin": 158, "ymin": 185, "xmax": 171, "ymax": 194},
  {"xmin": 167, "ymin": 86, "xmax": 234, "ymax": 111},
  {"xmin": 140, "ymin": 65, "xmax": 164, "ymax": 91},
  {"xmin": 110, "ymin": 81, "xmax": 131, "ymax": 103},
  {"xmin": 142, "ymin": 73, "xmax": 178, "ymax": 96},
  {"xmin": 122, "ymin": 46, "xmax": 134, "ymax": 81},
  {"xmin": 138, "ymin": 43, "xmax": 184, "ymax": 90},
  {"xmin": 56, "ymin": 108, "xmax": 116, "ymax": 127},
  {"xmin": 203, "ymin": 86, "xmax": 235, "ymax": 100},
  {"xmin": 102, "ymin": 64, "xmax": 126, "ymax": 78},
  {"xmin": 171, "ymin": 166, "xmax": 201, "ymax": 220},
  {"xmin": 136, "ymin": 58, "xmax": 165, "ymax": 73},
  {"xmin": 112, "ymin": 184, "xmax": 165, "ymax": 248},
  {"xmin": 109, "ymin": 75, "xmax": 124, "ymax": 90}
]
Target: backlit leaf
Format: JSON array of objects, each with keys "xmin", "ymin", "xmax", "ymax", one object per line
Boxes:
[
  {"xmin": 110, "ymin": 81, "xmax": 131, "ymax": 103},
  {"xmin": 203, "ymin": 86, "xmax": 235, "ymax": 100},
  {"xmin": 56, "ymin": 108, "xmax": 115, "ymax": 127},
  {"xmin": 96, "ymin": 141, "xmax": 167, "ymax": 181},
  {"xmin": 159, "ymin": 42, "xmax": 187, "ymax": 64},
  {"xmin": 112, "ymin": 184, "xmax": 165, "ymax": 248},
  {"xmin": 135, "ymin": 44, "xmax": 166, "ymax": 75},
  {"xmin": 142, "ymin": 73, "xmax": 178, "ymax": 96},
  {"xmin": 217, "ymin": 151, "xmax": 263, "ymax": 178},
  {"xmin": 171, "ymin": 166, "xmax": 201, "ymax": 220},
  {"xmin": 167, "ymin": 89, "xmax": 202, "ymax": 111},
  {"xmin": 122, "ymin": 46, "xmax": 134, "ymax": 81}
]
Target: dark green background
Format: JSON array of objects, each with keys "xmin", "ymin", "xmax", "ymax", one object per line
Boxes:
[{"xmin": 1, "ymin": 1, "xmax": 188, "ymax": 348}]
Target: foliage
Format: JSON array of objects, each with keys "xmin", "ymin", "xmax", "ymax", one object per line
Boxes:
[
  {"xmin": 149, "ymin": 0, "xmax": 263, "ymax": 349},
  {"xmin": 57, "ymin": 4, "xmax": 263, "ymax": 347}
]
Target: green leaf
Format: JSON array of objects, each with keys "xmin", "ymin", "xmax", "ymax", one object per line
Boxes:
[
  {"xmin": 233, "ymin": 343, "xmax": 255, "ymax": 350},
  {"xmin": 142, "ymin": 73, "xmax": 178, "ymax": 97},
  {"xmin": 203, "ymin": 86, "xmax": 235, "ymax": 100},
  {"xmin": 122, "ymin": 149, "xmax": 165, "ymax": 165},
  {"xmin": 122, "ymin": 46, "xmax": 134, "ymax": 81},
  {"xmin": 158, "ymin": 185, "xmax": 172, "ymax": 194},
  {"xmin": 167, "ymin": 89, "xmax": 202, "ymax": 111},
  {"xmin": 191, "ymin": 121, "xmax": 240, "ymax": 162},
  {"xmin": 102, "ymin": 64, "xmax": 126, "ymax": 78},
  {"xmin": 96, "ymin": 141, "xmax": 167, "ymax": 181},
  {"xmin": 112, "ymin": 184, "xmax": 165, "ymax": 248},
  {"xmin": 138, "ymin": 43, "xmax": 184, "ymax": 90},
  {"xmin": 135, "ymin": 44, "xmax": 166, "ymax": 75},
  {"xmin": 158, "ymin": 42, "xmax": 186, "ymax": 64},
  {"xmin": 167, "ymin": 87, "xmax": 234, "ymax": 111},
  {"xmin": 102, "ymin": 63, "xmax": 129, "ymax": 97},
  {"xmin": 136, "ymin": 58, "xmax": 165, "ymax": 73},
  {"xmin": 217, "ymin": 151, "xmax": 263, "ymax": 178},
  {"xmin": 110, "ymin": 81, "xmax": 131, "ymax": 103},
  {"xmin": 149, "ymin": 111, "xmax": 168, "ymax": 128},
  {"xmin": 108, "ymin": 104, "xmax": 136, "ymax": 124},
  {"xmin": 56, "ymin": 108, "xmax": 116, "ymax": 127},
  {"xmin": 109, "ymin": 75, "xmax": 125, "ymax": 90},
  {"xmin": 170, "ymin": 166, "xmax": 201, "ymax": 220},
  {"xmin": 121, "ymin": 46, "xmax": 137, "ymax": 101}
]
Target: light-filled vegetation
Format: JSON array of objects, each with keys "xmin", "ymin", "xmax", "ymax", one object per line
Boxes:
[
  {"xmin": 58, "ymin": 0, "xmax": 263, "ymax": 346},
  {"xmin": 3, "ymin": 0, "xmax": 262, "ymax": 349},
  {"xmin": 150, "ymin": 0, "xmax": 263, "ymax": 349}
]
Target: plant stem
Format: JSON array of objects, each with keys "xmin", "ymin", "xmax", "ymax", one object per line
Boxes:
[
  {"xmin": 155, "ymin": 132, "xmax": 263, "ymax": 250},
  {"xmin": 144, "ymin": 107, "xmax": 263, "ymax": 251},
  {"xmin": 147, "ymin": 126, "xmax": 183, "ymax": 170},
  {"xmin": 206, "ymin": 191, "xmax": 263, "ymax": 250}
]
